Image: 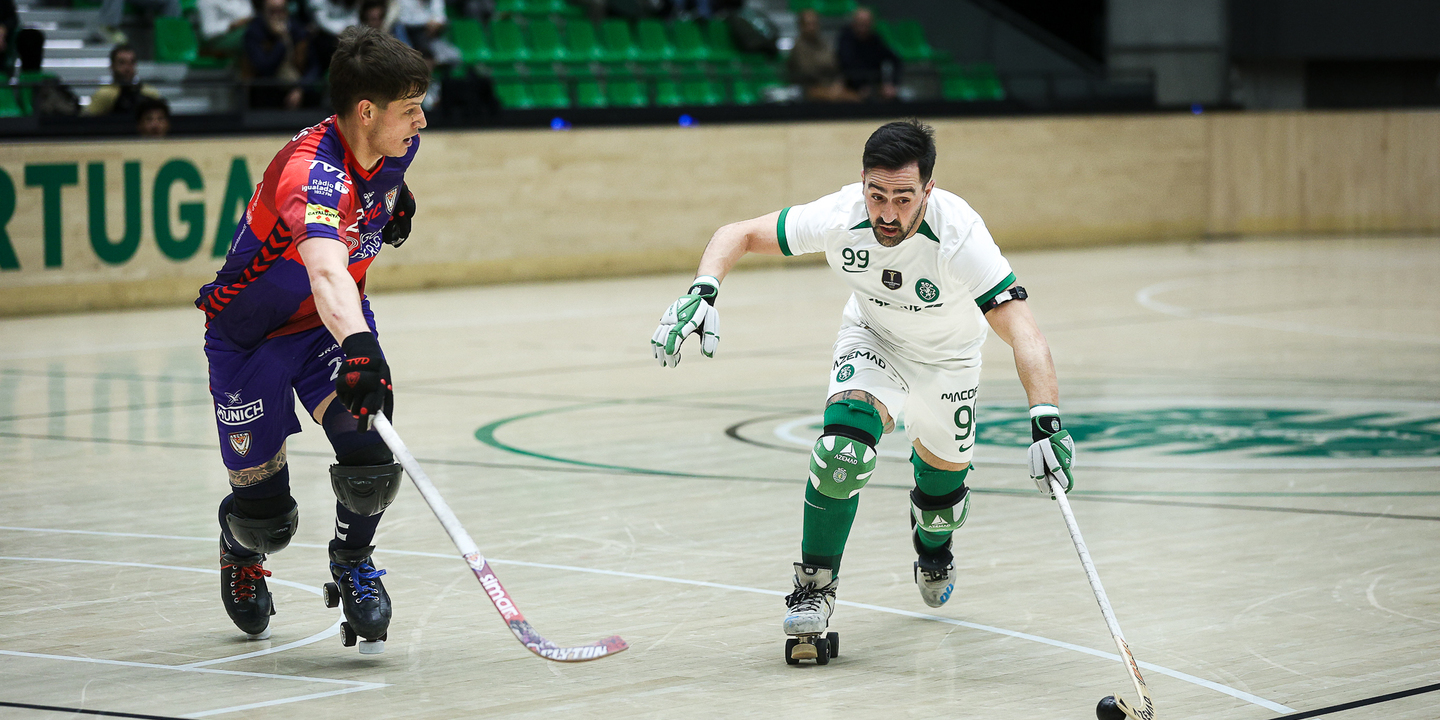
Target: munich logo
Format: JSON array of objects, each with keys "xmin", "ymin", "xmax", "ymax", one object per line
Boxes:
[
  {"xmin": 228, "ymin": 432, "xmax": 252, "ymax": 456},
  {"xmin": 882, "ymin": 269, "xmax": 903, "ymax": 290},
  {"xmin": 224, "ymin": 390, "xmax": 244, "ymax": 405},
  {"xmin": 217, "ymin": 399, "xmax": 264, "ymax": 426}
]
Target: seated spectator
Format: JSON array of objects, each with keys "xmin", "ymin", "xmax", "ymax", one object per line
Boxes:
[
  {"xmin": 393, "ymin": 0, "xmax": 446, "ymax": 60},
  {"xmin": 15, "ymin": 28, "xmax": 80, "ymax": 115},
  {"xmin": 197, "ymin": 0, "xmax": 254, "ymax": 60},
  {"xmin": 307, "ymin": 0, "xmax": 361, "ymax": 73},
  {"xmin": 787, "ymin": 8, "xmax": 858, "ymax": 102},
  {"xmin": 135, "ymin": 95, "xmax": 171, "ymax": 137},
  {"xmin": 244, "ymin": 0, "xmax": 317, "ymax": 109},
  {"xmin": 2, "ymin": 0, "xmax": 17, "ymax": 79},
  {"xmin": 85, "ymin": 43, "xmax": 163, "ymax": 116},
  {"xmin": 98, "ymin": 0, "xmax": 181, "ymax": 45},
  {"xmin": 359, "ymin": 0, "xmax": 391, "ymax": 31},
  {"xmin": 836, "ymin": 7, "xmax": 900, "ymax": 101}
]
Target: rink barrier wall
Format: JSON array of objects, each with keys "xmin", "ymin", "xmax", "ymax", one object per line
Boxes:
[{"xmin": 1, "ymin": 109, "xmax": 1437, "ymax": 316}]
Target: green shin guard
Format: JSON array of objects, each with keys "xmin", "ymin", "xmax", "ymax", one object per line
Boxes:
[
  {"xmin": 800, "ymin": 400, "xmax": 885, "ymax": 572},
  {"xmin": 910, "ymin": 451, "xmax": 971, "ymax": 552}
]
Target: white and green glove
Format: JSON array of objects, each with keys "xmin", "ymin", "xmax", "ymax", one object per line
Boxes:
[
  {"xmin": 651, "ymin": 275, "xmax": 720, "ymax": 368},
  {"xmin": 1028, "ymin": 404, "xmax": 1075, "ymax": 496}
]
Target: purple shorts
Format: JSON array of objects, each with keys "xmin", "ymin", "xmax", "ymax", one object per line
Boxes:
[{"xmin": 205, "ymin": 315, "xmax": 376, "ymax": 471}]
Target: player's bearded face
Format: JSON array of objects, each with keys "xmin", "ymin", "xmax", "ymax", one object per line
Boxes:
[{"xmin": 863, "ymin": 165, "xmax": 932, "ymax": 247}]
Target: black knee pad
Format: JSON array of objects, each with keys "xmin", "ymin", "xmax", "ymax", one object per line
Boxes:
[
  {"xmin": 330, "ymin": 462, "xmax": 403, "ymax": 517},
  {"xmin": 226, "ymin": 500, "xmax": 300, "ymax": 554}
]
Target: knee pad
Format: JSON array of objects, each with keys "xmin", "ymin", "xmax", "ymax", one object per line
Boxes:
[
  {"xmin": 910, "ymin": 485, "xmax": 970, "ymax": 536},
  {"xmin": 225, "ymin": 500, "xmax": 300, "ymax": 554},
  {"xmin": 809, "ymin": 399, "xmax": 883, "ymax": 500},
  {"xmin": 330, "ymin": 462, "xmax": 403, "ymax": 517}
]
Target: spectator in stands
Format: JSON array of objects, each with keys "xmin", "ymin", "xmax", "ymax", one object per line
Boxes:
[
  {"xmin": 135, "ymin": 95, "xmax": 171, "ymax": 137},
  {"xmin": 788, "ymin": 8, "xmax": 858, "ymax": 102},
  {"xmin": 198, "ymin": 0, "xmax": 254, "ymax": 60},
  {"xmin": 1, "ymin": 0, "xmax": 17, "ymax": 79},
  {"xmin": 307, "ymin": 0, "xmax": 361, "ymax": 73},
  {"xmin": 15, "ymin": 28, "xmax": 80, "ymax": 115},
  {"xmin": 359, "ymin": 0, "xmax": 389, "ymax": 31},
  {"xmin": 836, "ymin": 6, "xmax": 900, "ymax": 101},
  {"xmin": 85, "ymin": 44, "xmax": 163, "ymax": 116},
  {"xmin": 244, "ymin": 0, "xmax": 316, "ymax": 110},
  {"xmin": 393, "ymin": 0, "xmax": 447, "ymax": 60},
  {"xmin": 98, "ymin": 0, "xmax": 181, "ymax": 45}
]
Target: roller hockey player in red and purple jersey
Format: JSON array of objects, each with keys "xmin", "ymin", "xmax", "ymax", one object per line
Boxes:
[{"xmin": 196, "ymin": 27, "xmax": 426, "ymax": 653}]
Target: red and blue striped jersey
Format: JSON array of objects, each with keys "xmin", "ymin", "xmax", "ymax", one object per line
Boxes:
[{"xmin": 197, "ymin": 116, "xmax": 419, "ymax": 349}]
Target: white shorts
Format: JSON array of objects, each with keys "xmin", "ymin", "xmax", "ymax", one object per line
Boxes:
[{"xmin": 827, "ymin": 323, "xmax": 982, "ymax": 466}]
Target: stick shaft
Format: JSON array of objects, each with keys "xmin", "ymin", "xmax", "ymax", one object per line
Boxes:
[
  {"xmin": 373, "ymin": 416, "xmax": 481, "ymax": 560},
  {"xmin": 1049, "ymin": 477, "xmax": 1127, "ymax": 641}
]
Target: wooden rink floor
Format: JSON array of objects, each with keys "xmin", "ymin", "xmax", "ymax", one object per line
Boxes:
[{"xmin": 2, "ymin": 236, "xmax": 1439, "ymax": 719}]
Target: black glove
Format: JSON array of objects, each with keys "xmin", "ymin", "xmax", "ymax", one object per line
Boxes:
[
  {"xmin": 335, "ymin": 332, "xmax": 392, "ymax": 432},
  {"xmin": 382, "ymin": 183, "xmax": 415, "ymax": 248}
]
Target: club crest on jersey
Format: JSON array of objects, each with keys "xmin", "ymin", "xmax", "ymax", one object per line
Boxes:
[
  {"xmin": 835, "ymin": 364, "xmax": 855, "ymax": 382},
  {"xmin": 385, "ymin": 186, "xmax": 399, "ymax": 214},
  {"xmin": 228, "ymin": 432, "xmax": 252, "ymax": 457},
  {"xmin": 882, "ymin": 269, "xmax": 903, "ymax": 290},
  {"xmin": 915, "ymin": 278, "xmax": 940, "ymax": 303}
]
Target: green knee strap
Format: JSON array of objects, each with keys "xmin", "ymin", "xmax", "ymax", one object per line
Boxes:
[
  {"xmin": 808, "ymin": 400, "xmax": 883, "ymax": 500},
  {"xmin": 910, "ymin": 451, "xmax": 971, "ymax": 534}
]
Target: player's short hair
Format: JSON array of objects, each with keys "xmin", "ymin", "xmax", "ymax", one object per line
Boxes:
[
  {"xmin": 329, "ymin": 26, "xmax": 430, "ymax": 118},
  {"xmin": 862, "ymin": 119, "xmax": 936, "ymax": 183}
]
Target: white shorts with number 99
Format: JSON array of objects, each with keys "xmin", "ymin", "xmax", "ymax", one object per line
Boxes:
[{"xmin": 826, "ymin": 323, "xmax": 982, "ymax": 466}]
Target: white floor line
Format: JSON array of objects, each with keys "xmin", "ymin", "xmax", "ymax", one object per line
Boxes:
[
  {"xmin": 3, "ymin": 526, "xmax": 1295, "ymax": 714},
  {"xmin": 1136, "ymin": 277, "xmax": 1440, "ymax": 346},
  {"xmin": 0, "ymin": 648, "xmax": 386, "ymax": 687},
  {"xmin": 182, "ymin": 684, "xmax": 386, "ymax": 719}
]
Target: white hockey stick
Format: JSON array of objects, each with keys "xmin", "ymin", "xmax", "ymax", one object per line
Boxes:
[
  {"xmin": 373, "ymin": 415, "xmax": 629, "ymax": 662},
  {"xmin": 1050, "ymin": 475, "xmax": 1157, "ymax": 719}
]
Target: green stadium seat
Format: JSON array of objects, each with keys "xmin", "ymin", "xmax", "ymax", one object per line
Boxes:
[
  {"xmin": 530, "ymin": 80, "xmax": 571, "ymax": 108},
  {"xmin": 490, "ymin": 20, "xmax": 532, "ymax": 63},
  {"xmin": 493, "ymin": 0, "xmax": 529, "ymax": 15},
  {"xmin": 601, "ymin": 19, "xmax": 641, "ymax": 63},
  {"xmin": 672, "ymin": 21, "xmax": 710, "ymax": 61},
  {"xmin": 154, "ymin": 17, "xmax": 198, "ymax": 64},
  {"xmin": 576, "ymin": 81, "xmax": 608, "ymax": 107},
  {"xmin": 0, "ymin": 87, "xmax": 25, "ymax": 118},
  {"xmin": 788, "ymin": 0, "xmax": 817, "ymax": 12},
  {"xmin": 529, "ymin": 21, "xmax": 571, "ymax": 62},
  {"xmin": 654, "ymin": 80, "xmax": 683, "ymax": 106},
  {"xmin": 892, "ymin": 19, "xmax": 936, "ymax": 62},
  {"xmin": 703, "ymin": 20, "xmax": 739, "ymax": 61},
  {"xmin": 495, "ymin": 81, "xmax": 535, "ymax": 108},
  {"xmin": 681, "ymin": 79, "xmax": 723, "ymax": 105},
  {"xmin": 565, "ymin": 21, "xmax": 607, "ymax": 63},
  {"xmin": 530, "ymin": 0, "xmax": 582, "ymax": 16},
  {"xmin": 816, "ymin": 0, "xmax": 856, "ymax": 17},
  {"xmin": 605, "ymin": 78, "xmax": 648, "ymax": 107},
  {"xmin": 730, "ymin": 79, "xmax": 758, "ymax": 105},
  {"xmin": 449, "ymin": 19, "xmax": 493, "ymax": 64},
  {"xmin": 635, "ymin": 19, "xmax": 675, "ymax": 62}
]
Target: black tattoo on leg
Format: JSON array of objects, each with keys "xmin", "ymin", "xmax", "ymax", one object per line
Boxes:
[
  {"xmin": 827, "ymin": 390, "xmax": 896, "ymax": 434},
  {"xmin": 229, "ymin": 445, "xmax": 286, "ymax": 487}
]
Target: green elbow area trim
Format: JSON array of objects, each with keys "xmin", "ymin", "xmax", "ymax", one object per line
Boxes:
[
  {"xmin": 777, "ymin": 207, "xmax": 793, "ymax": 256},
  {"xmin": 974, "ymin": 273, "xmax": 1017, "ymax": 307}
]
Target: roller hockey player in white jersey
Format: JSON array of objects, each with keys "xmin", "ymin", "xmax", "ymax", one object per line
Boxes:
[{"xmin": 652, "ymin": 120, "xmax": 1076, "ymax": 664}]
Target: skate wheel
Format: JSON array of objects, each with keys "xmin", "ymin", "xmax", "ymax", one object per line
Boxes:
[
  {"xmin": 358, "ymin": 639, "xmax": 385, "ymax": 655},
  {"xmin": 323, "ymin": 582, "xmax": 340, "ymax": 608},
  {"xmin": 813, "ymin": 637, "xmax": 830, "ymax": 665},
  {"xmin": 784, "ymin": 638, "xmax": 800, "ymax": 665},
  {"xmin": 826, "ymin": 632, "xmax": 839, "ymax": 658},
  {"xmin": 246, "ymin": 627, "xmax": 271, "ymax": 641},
  {"xmin": 340, "ymin": 622, "xmax": 357, "ymax": 648}
]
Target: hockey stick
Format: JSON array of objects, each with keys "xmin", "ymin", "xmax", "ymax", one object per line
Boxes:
[
  {"xmin": 373, "ymin": 415, "xmax": 629, "ymax": 662},
  {"xmin": 1050, "ymin": 475, "xmax": 1157, "ymax": 720}
]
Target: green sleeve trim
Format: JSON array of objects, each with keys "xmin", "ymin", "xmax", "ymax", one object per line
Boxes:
[
  {"xmin": 917, "ymin": 220, "xmax": 939, "ymax": 242},
  {"xmin": 850, "ymin": 219, "xmax": 872, "ymax": 230},
  {"xmin": 974, "ymin": 273, "xmax": 1016, "ymax": 307},
  {"xmin": 777, "ymin": 207, "xmax": 793, "ymax": 256}
]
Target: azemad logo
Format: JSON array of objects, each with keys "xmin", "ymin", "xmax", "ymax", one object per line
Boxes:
[{"xmin": 217, "ymin": 393, "xmax": 264, "ymax": 426}]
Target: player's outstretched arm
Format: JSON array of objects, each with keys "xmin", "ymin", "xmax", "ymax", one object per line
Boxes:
[
  {"xmin": 985, "ymin": 299, "xmax": 1074, "ymax": 495},
  {"xmin": 299, "ymin": 237, "xmax": 392, "ymax": 431},
  {"xmin": 652, "ymin": 211, "xmax": 783, "ymax": 367}
]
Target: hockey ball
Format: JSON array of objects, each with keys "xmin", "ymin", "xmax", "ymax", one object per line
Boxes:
[{"xmin": 1096, "ymin": 695, "xmax": 1126, "ymax": 720}]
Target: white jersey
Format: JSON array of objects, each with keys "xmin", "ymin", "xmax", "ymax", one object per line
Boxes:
[{"xmin": 778, "ymin": 183, "xmax": 1016, "ymax": 365}]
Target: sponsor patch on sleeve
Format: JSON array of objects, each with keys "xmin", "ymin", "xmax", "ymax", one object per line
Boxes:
[{"xmin": 305, "ymin": 203, "xmax": 342, "ymax": 228}]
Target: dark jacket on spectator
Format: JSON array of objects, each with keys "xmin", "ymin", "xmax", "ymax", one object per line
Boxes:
[
  {"xmin": 243, "ymin": 16, "xmax": 312, "ymax": 80},
  {"xmin": 836, "ymin": 26, "xmax": 901, "ymax": 90}
]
